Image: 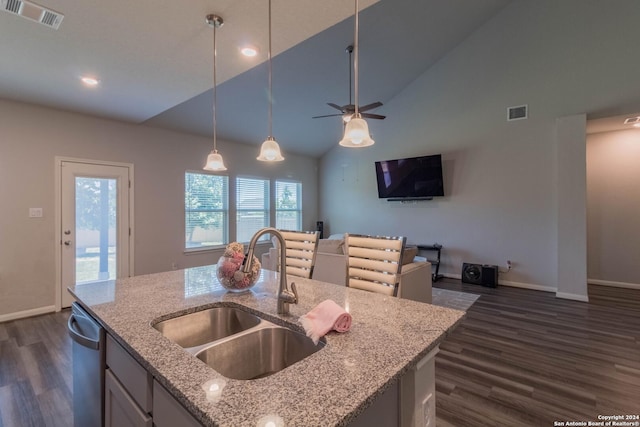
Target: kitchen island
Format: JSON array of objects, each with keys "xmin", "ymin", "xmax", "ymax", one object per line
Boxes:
[{"xmin": 69, "ymin": 265, "xmax": 465, "ymax": 426}]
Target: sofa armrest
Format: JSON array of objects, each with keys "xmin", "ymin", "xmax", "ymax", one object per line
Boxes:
[
  {"xmin": 261, "ymin": 247, "xmax": 280, "ymax": 271},
  {"xmin": 311, "ymin": 252, "xmax": 347, "ymax": 286},
  {"xmin": 397, "ymin": 260, "xmax": 432, "ymax": 303}
]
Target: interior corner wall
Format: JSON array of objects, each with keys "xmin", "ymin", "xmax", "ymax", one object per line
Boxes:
[
  {"xmin": 319, "ymin": 0, "xmax": 640, "ymax": 291},
  {"xmin": 0, "ymin": 99, "xmax": 318, "ymax": 317},
  {"xmin": 587, "ymin": 129, "xmax": 640, "ymax": 288},
  {"xmin": 555, "ymin": 115, "xmax": 588, "ymax": 301}
]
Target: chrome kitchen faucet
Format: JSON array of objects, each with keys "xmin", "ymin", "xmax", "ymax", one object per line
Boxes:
[{"xmin": 243, "ymin": 228, "xmax": 298, "ymax": 315}]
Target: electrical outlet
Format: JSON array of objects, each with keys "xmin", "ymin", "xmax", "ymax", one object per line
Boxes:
[{"xmin": 29, "ymin": 208, "xmax": 43, "ymax": 218}]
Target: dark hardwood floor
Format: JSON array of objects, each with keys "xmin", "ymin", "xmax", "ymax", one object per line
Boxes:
[
  {"xmin": 0, "ymin": 282, "xmax": 638, "ymax": 426},
  {"xmin": 0, "ymin": 308, "xmax": 72, "ymax": 427},
  {"xmin": 434, "ymin": 280, "xmax": 640, "ymax": 426}
]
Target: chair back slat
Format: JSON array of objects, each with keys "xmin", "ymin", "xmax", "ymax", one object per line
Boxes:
[
  {"xmin": 349, "ymin": 278, "xmax": 395, "ymax": 296},
  {"xmin": 277, "ymin": 229, "xmax": 320, "ymax": 279},
  {"xmin": 348, "ymin": 247, "xmax": 402, "ymax": 264},
  {"xmin": 348, "ymin": 267, "xmax": 396, "ymax": 286},
  {"xmin": 349, "ymin": 257, "xmax": 399, "ymax": 275},
  {"xmin": 345, "ymin": 233, "xmax": 406, "ymax": 296}
]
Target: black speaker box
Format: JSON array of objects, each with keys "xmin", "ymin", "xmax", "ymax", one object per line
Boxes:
[
  {"xmin": 462, "ymin": 263, "xmax": 498, "ymax": 287},
  {"xmin": 316, "ymin": 221, "xmax": 324, "ymax": 239}
]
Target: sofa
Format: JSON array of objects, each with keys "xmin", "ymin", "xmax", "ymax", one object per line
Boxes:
[{"xmin": 261, "ymin": 234, "xmax": 432, "ymax": 304}]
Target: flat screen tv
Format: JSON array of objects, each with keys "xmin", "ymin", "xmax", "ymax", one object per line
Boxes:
[{"xmin": 375, "ymin": 154, "xmax": 444, "ymax": 200}]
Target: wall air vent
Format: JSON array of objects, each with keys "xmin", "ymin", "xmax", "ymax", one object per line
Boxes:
[
  {"xmin": 1, "ymin": 0, "xmax": 64, "ymax": 29},
  {"xmin": 507, "ymin": 104, "xmax": 528, "ymax": 121}
]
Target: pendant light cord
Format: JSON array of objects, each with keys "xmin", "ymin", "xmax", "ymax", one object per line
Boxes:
[
  {"xmin": 354, "ymin": 0, "xmax": 359, "ymax": 116},
  {"xmin": 212, "ymin": 20, "xmax": 218, "ymax": 152},
  {"xmin": 268, "ymin": 0, "xmax": 273, "ymax": 138}
]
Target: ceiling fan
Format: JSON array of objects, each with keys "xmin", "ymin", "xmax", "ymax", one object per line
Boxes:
[{"xmin": 312, "ymin": 45, "xmax": 386, "ymax": 122}]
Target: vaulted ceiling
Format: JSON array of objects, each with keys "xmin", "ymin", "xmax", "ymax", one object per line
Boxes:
[{"xmin": 1, "ymin": 0, "xmax": 513, "ymax": 157}]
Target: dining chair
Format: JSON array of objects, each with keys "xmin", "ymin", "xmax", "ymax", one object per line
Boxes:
[
  {"xmin": 344, "ymin": 233, "xmax": 407, "ymax": 296},
  {"xmin": 279, "ymin": 229, "xmax": 320, "ymax": 279}
]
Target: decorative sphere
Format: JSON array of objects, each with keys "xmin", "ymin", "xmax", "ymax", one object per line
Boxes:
[{"xmin": 216, "ymin": 255, "xmax": 260, "ymax": 292}]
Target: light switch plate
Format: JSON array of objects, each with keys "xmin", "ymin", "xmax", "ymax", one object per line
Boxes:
[{"xmin": 29, "ymin": 208, "xmax": 43, "ymax": 218}]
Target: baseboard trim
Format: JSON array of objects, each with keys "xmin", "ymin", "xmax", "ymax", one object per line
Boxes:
[
  {"xmin": 588, "ymin": 279, "xmax": 640, "ymax": 290},
  {"xmin": 555, "ymin": 292, "xmax": 589, "ymax": 302},
  {"xmin": 442, "ymin": 273, "xmax": 556, "ymax": 293},
  {"xmin": 0, "ymin": 305, "xmax": 56, "ymax": 323},
  {"xmin": 499, "ymin": 280, "xmax": 557, "ymax": 293}
]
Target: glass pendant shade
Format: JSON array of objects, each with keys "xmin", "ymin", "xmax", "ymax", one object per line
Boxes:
[
  {"xmin": 203, "ymin": 150, "xmax": 227, "ymax": 171},
  {"xmin": 203, "ymin": 14, "xmax": 227, "ymax": 172},
  {"xmin": 339, "ymin": 117, "xmax": 375, "ymax": 147},
  {"xmin": 257, "ymin": 137, "xmax": 284, "ymax": 161}
]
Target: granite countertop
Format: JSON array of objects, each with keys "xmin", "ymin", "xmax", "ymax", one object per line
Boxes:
[{"xmin": 70, "ymin": 265, "xmax": 465, "ymax": 427}]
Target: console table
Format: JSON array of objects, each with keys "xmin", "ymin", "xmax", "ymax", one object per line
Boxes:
[{"xmin": 417, "ymin": 244, "xmax": 443, "ymax": 282}]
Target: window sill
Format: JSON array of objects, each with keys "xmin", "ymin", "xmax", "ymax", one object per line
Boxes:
[
  {"xmin": 183, "ymin": 241, "xmax": 272, "ymax": 255},
  {"xmin": 184, "ymin": 245, "xmax": 225, "ymax": 255}
]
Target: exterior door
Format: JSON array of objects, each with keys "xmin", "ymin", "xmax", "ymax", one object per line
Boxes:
[{"xmin": 60, "ymin": 160, "xmax": 131, "ymax": 308}]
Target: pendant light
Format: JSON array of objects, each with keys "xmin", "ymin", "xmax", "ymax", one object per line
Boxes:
[
  {"xmin": 203, "ymin": 14, "xmax": 227, "ymax": 171},
  {"xmin": 339, "ymin": 0, "xmax": 375, "ymax": 148},
  {"xmin": 257, "ymin": 0, "xmax": 285, "ymax": 162}
]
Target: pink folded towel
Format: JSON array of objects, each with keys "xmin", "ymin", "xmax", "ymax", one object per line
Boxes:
[{"xmin": 299, "ymin": 299, "xmax": 352, "ymax": 344}]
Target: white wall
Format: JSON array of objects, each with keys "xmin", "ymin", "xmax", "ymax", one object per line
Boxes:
[
  {"xmin": 587, "ymin": 129, "xmax": 640, "ymax": 288},
  {"xmin": 319, "ymin": 0, "xmax": 640, "ymax": 294},
  {"xmin": 0, "ymin": 99, "xmax": 318, "ymax": 317}
]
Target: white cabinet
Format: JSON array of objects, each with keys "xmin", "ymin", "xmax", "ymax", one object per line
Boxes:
[
  {"xmin": 153, "ymin": 380, "xmax": 202, "ymax": 427},
  {"xmin": 350, "ymin": 346, "xmax": 439, "ymax": 427},
  {"xmin": 105, "ymin": 369, "xmax": 152, "ymax": 427},
  {"xmin": 105, "ymin": 335, "xmax": 153, "ymax": 427},
  {"xmin": 104, "ymin": 334, "xmax": 202, "ymax": 426}
]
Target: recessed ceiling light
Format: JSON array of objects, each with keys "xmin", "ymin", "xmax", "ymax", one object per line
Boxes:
[
  {"xmin": 80, "ymin": 76, "xmax": 100, "ymax": 87},
  {"xmin": 240, "ymin": 46, "xmax": 258, "ymax": 57},
  {"xmin": 633, "ymin": 123, "xmax": 640, "ymax": 128}
]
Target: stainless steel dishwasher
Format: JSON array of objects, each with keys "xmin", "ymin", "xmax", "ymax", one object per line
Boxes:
[{"xmin": 68, "ymin": 302, "xmax": 105, "ymax": 427}]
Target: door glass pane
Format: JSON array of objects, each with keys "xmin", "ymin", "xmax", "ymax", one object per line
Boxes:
[{"xmin": 75, "ymin": 177, "xmax": 117, "ymax": 283}]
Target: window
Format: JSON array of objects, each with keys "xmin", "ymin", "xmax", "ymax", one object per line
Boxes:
[
  {"xmin": 275, "ymin": 180, "xmax": 302, "ymax": 231},
  {"xmin": 236, "ymin": 177, "xmax": 269, "ymax": 242},
  {"xmin": 185, "ymin": 172, "xmax": 228, "ymax": 250}
]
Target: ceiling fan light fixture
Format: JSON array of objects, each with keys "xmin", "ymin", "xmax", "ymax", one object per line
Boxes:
[
  {"xmin": 257, "ymin": 137, "xmax": 285, "ymax": 161},
  {"xmin": 204, "ymin": 150, "xmax": 227, "ymax": 171},
  {"xmin": 339, "ymin": 116, "xmax": 374, "ymax": 147}
]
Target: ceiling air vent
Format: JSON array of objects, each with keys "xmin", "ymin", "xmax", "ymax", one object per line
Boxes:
[
  {"xmin": 507, "ymin": 104, "xmax": 528, "ymax": 121},
  {"xmin": 623, "ymin": 116, "xmax": 640, "ymax": 125},
  {"xmin": 1, "ymin": 0, "xmax": 64, "ymax": 29}
]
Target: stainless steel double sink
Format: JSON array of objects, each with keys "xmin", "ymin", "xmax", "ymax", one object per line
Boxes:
[{"xmin": 152, "ymin": 306, "xmax": 325, "ymax": 380}]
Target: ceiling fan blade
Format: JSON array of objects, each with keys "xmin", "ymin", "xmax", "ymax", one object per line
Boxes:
[
  {"xmin": 327, "ymin": 103, "xmax": 345, "ymax": 112},
  {"xmin": 358, "ymin": 101, "xmax": 383, "ymax": 112},
  {"xmin": 312, "ymin": 113, "xmax": 345, "ymax": 119},
  {"xmin": 361, "ymin": 113, "xmax": 386, "ymax": 120}
]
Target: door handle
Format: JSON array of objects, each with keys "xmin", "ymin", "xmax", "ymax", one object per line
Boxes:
[{"xmin": 64, "ymin": 240, "xmax": 72, "ymax": 246}]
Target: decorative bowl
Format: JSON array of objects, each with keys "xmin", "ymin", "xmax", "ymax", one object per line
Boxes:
[{"xmin": 215, "ymin": 242, "xmax": 261, "ymax": 292}]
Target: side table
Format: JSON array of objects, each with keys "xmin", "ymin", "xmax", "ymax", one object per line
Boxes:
[{"xmin": 417, "ymin": 244, "xmax": 443, "ymax": 282}]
